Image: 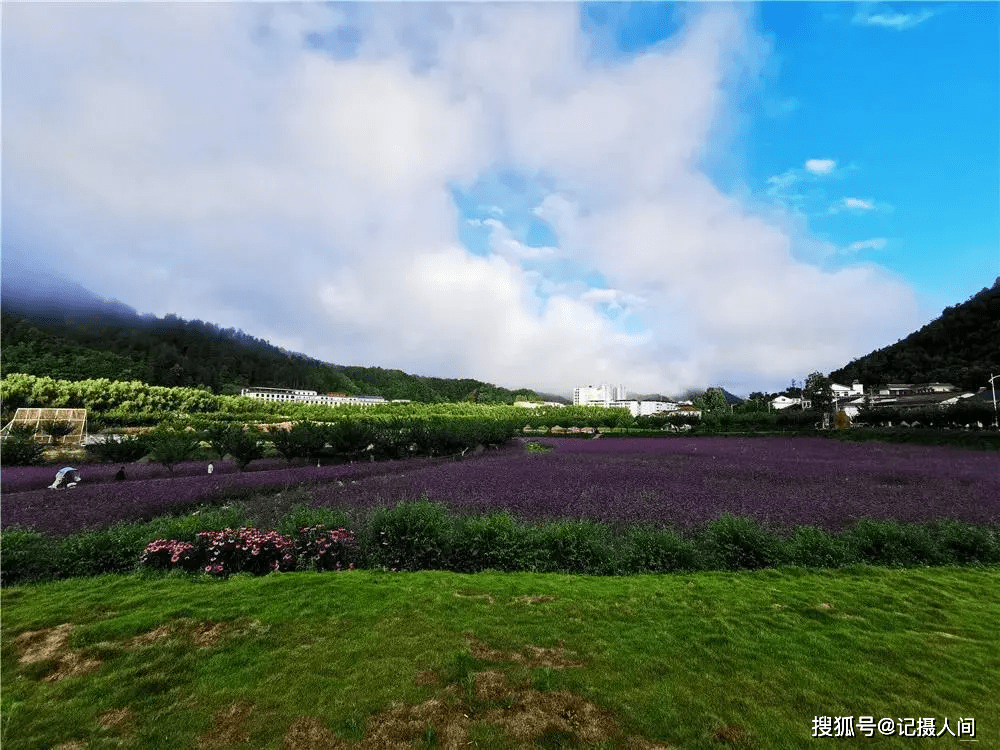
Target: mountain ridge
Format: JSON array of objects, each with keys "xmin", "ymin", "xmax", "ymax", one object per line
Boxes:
[
  {"xmin": 830, "ymin": 278, "xmax": 1000, "ymax": 390},
  {"xmin": 0, "ymin": 268, "xmax": 546, "ymax": 403}
]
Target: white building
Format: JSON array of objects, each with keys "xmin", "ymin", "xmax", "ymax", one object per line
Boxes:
[
  {"xmin": 610, "ymin": 400, "xmax": 679, "ymax": 417},
  {"xmin": 770, "ymin": 395, "xmax": 804, "ymax": 410},
  {"xmin": 831, "ymin": 382, "xmax": 865, "ymax": 399},
  {"xmin": 573, "ymin": 384, "xmax": 627, "ymax": 406},
  {"xmin": 240, "ymin": 387, "xmax": 386, "ymax": 407}
]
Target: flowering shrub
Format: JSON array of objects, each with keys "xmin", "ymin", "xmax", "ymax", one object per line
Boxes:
[
  {"xmin": 197, "ymin": 528, "xmax": 297, "ymax": 576},
  {"xmin": 139, "ymin": 538, "xmax": 200, "ymax": 571},
  {"xmin": 293, "ymin": 525, "xmax": 358, "ymax": 572},
  {"xmin": 137, "ymin": 525, "xmax": 359, "ymax": 577}
]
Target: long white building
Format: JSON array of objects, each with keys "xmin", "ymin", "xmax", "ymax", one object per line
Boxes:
[{"xmin": 240, "ymin": 387, "xmax": 386, "ymax": 406}]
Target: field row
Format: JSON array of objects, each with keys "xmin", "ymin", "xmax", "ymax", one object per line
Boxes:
[{"xmin": 3, "ymin": 437, "xmax": 998, "ymax": 538}]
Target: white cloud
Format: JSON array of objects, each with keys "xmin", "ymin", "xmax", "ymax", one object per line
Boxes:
[
  {"xmin": 804, "ymin": 158, "xmax": 836, "ymax": 175},
  {"xmin": 3, "ymin": 2, "xmax": 920, "ymax": 395},
  {"xmin": 842, "ymin": 197, "xmax": 873, "ymax": 211},
  {"xmin": 482, "ymin": 219, "xmax": 560, "ymax": 262},
  {"xmin": 853, "ymin": 5, "xmax": 936, "ymax": 31},
  {"xmin": 829, "ymin": 197, "xmax": 876, "ymax": 214},
  {"xmin": 845, "ymin": 238, "xmax": 889, "ymax": 252}
]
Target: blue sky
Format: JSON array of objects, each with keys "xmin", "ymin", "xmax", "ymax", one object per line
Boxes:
[
  {"xmin": 452, "ymin": 2, "xmax": 999, "ymax": 312},
  {"xmin": 750, "ymin": 1, "xmax": 999, "ymax": 307},
  {"xmin": 3, "ymin": 2, "xmax": 997, "ymax": 396}
]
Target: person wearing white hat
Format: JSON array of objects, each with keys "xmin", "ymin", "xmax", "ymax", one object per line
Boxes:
[{"xmin": 49, "ymin": 466, "xmax": 81, "ymax": 489}]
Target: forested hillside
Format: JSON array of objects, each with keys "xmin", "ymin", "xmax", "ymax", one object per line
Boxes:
[
  {"xmin": 830, "ymin": 278, "xmax": 1000, "ymax": 390},
  {"xmin": 0, "ymin": 274, "xmax": 542, "ymax": 403}
]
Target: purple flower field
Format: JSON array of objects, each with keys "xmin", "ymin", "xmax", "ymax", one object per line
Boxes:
[
  {"xmin": 302, "ymin": 437, "xmax": 1000, "ymax": 531},
  {"xmin": 0, "ymin": 458, "xmax": 296, "ymax": 494},
  {"xmin": 2, "ymin": 437, "xmax": 998, "ymax": 536},
  {"xmin": 0, "ymin": 455, "xmax": 459, "ymax": 536}
]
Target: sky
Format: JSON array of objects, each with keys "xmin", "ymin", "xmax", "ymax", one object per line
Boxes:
[{"xmin": 3, "ymin": 1, "xmax": 998, "ymax": 397}]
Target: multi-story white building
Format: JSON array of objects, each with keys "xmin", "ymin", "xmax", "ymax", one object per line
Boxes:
[
  {"xmin": 573, "ymin": 384, "xmax": 627, "ymax": 406},
  {"xmin": 240, "ymin": 387, "xmax": 386, "ymax": 407}
]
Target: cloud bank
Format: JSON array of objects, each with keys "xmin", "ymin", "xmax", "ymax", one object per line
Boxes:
[{"xmin": 2, "ymin": 2, "xmax": 920, "ymax": 395}]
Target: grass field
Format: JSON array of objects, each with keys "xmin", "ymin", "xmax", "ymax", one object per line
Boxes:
[{"xmin": 3, "ymin": 566, "xmax": 998, "ymax": 749}]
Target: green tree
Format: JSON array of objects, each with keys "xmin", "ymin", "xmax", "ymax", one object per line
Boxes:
[
  {"xmin": 201, "ymin": 422, "xmax": 243, "ymax": 460},
  {"xmin": 694, "ymin": 388, "xmax": 729, "ymax": 413},
  {"xmin": 148, "ymin": 429, "xmax": 202, "ymax": 473},
  {"xmin": 85, "ymin": 434, "xmax": 150, "ymax": 463},
  {"xmin": 269, "ymin": 421, "xmax": 327, "ymax": 464},
  {"xmin": 228, "ymin": 428, "xmax": 265, "ymax": 471},
  {"xmin": 804, "ymin": 372, "xmax": 834, "ymax": 412}
]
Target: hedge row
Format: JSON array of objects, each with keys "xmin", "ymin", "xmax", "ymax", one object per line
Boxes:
[{"xmin": 3, "ymin": 500, "xmax": 998, "ymax": 586}]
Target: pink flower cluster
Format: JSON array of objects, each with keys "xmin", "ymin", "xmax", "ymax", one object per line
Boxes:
[
  {"xmin": 139, "ymin": 524, "xmax": 361, "ymax": 578},
  {"xmin": 197, "ymin": 527, "xmax": 297, "ymax": 576},
  {"xmin": 295, "ymin": 524, "xmax": 358, "ymax": 572},
  {"xmin": 140, "ymin": 538, "xmax": 196, "ymax": 569}
]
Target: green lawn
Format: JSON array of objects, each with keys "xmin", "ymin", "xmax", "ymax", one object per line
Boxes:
[{"xmin": 2, "ymin": 566, "xmax": 997, "ymax": 749}]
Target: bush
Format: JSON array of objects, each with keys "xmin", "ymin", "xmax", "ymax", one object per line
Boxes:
[
  {"xmin": 786, "ymin": 526, "xmax": 855, "ymax": 568},
  {"xmin": 7, "ymin": 497, "xmax": 1000, "ymax": 587},
  {"xmin": 841, "ymin": 520, "xmax": 943, "ymax": 566},
  {"xmin": 54, "ymin": 525, "xmax": 152, "ymax": 578},
  {"xmin": 201, "ymin": 422, "xmax": 244, "ymax": 461},
  {"xmin": 270, "ymin": 422, "xmax": 327, "ymax": 464},
  {"xmin": 929, "ymin": 520, "xmax": 1000, "ymax": 564},
  {"xmin": 699, "ymin": 515, "xmax": 786, "ymax": 570},
  {"xmin": 529, "ymin": 519, "xmax": 616, "ymax": 574},
  {"xmin": 366, "ymin": 499, "xmax": 454, "ymax": 571},
  {"xmin": 0, "ymin": 528, "xmax": 58, "ymax": 585},
  {"xmin": 451, "ymin": 512, "xmax": 531, "ymax": 572},
  {"xmin": 525, "ymin": 441, "xmax": 555, "ymax": 454},
  {"xmin": 189, "ymin": 527, "xmax": 297, "ymax": 577},
  {"xmin": 39, "ymin": 420, "xmax": 75, "ymax": 445},
  {"xmin": 619, "ymin": 526, "xmax": 704, "ymax": 573},
  {"xmin": 1, "ymin": 434, "xmax": 46, "ymax": 466},
  {"xmin": 324, "ymin": 420, "xmax": 377, "ymax": 460},
  {"xmin": 85, "ymin": 434, "xmax": 150, "ymax": 463},
  {"xmin": 274, "ymin": 504, "xmax": 353, "ymax": 538}
]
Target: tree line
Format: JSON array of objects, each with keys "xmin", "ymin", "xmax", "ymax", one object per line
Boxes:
[{"xmin": 0, "ymin": 311, "xmax": 544, "ymax": 404}]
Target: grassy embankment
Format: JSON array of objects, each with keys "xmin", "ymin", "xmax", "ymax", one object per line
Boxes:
[{"xmin": 3, "ymin": 566, "xmax": 998, "ymax": 749}]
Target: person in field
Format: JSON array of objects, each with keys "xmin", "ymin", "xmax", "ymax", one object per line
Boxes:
[
  {"xmin": 49, "ymin": 466, "xmax": 81, "ymax": 489},
  {"xmin": 115, "ymin": 466, "xmax": 126, "ymax": 481}
]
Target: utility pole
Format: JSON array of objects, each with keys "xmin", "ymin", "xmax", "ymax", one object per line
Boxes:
[{"xmin": 990, "ymin": 374, "xmax": 999, "ymax": 429}]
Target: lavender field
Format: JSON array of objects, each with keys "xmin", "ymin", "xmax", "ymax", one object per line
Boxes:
[
  {"xmin": 3, "ymin": 437, "xmax": 998, "ymax": 536},
  {"xmin": 302, "ymin": 437, "xmax": 1000, "ymax": 531},
  {"xmin": 0, "ymin": 455, "xmax": 461, "ymax": 536}
]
